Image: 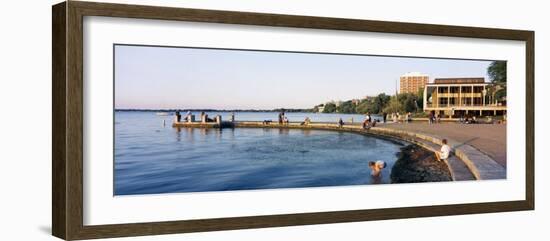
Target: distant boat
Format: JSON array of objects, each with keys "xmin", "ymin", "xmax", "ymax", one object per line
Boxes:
[{"xmin": 156, "ymin": 112, "xmax": 170, "ymax": 116}]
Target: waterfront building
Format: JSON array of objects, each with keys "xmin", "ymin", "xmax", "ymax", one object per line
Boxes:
[
  {"xmin": 423, "ymin": 77, "xmax": 506, "ymax": 117},
  {"xmin": 400, "ymin": 72, "xmax": 429, "ymax": 94}
]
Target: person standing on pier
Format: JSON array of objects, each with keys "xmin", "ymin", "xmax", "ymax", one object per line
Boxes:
[
  {"xmin": 383, "ymin": 112, "xmax": 387, "ymax": 123},
  {"xmin": 338, "ymin": 118, "xmax": 344, "ymax": 128},
  {"xmin": 175, "ymin": 111, "xmax": 181, "ymax": 122}
]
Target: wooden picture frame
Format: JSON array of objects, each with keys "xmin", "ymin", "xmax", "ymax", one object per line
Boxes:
[{"xmin": 52, "ymin": 1, "xmax": 534, "ymax": 240}]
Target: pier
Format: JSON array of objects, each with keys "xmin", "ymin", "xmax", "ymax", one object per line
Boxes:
[{"xmin": 172, "ymin": 116, "xmax": 505, "ymax": 181}]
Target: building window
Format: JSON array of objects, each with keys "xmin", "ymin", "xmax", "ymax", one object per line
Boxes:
[
  {"xmin": 462, "ymin": 98, "xmax": 472, "ymax": 106},
  {"xmin": 473, "ymin": 97, "xmax": 482, "ymax": 106},
  {"xmin": 449, "ymin": 98, "xmax": 457, "ymax": 105},
  {"xmin": 461, "ymin": 86, "xmax": 472, "ymax": 93},
  {"xmin": 473, "ymin": 86, "xmax": 484, "ymax": 93},
  {"xmin": 438, "ymin": 86, "xmax": 449, "ymax": 93},
  {"xmin": 439, "ymin": 98, "xmax": 448, "ymax": 107}
]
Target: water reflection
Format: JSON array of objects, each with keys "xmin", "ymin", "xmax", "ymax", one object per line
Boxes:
[{"xmin": 114, "ymin": 111, "xmax": 401, "ymax": 195}]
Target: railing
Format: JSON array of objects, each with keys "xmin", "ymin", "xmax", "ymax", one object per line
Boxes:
[{"xmin": 425, "ymin": 103, "xmax": 506, "ymax": 108}]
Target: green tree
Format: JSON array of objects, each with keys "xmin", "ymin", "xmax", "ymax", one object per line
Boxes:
[
  {"xmin": 355, "ymin": 99, "xmax": 371, "ymax": 114},
  {"xmin": 487, "ymin": 61, "xmax": 507, "ymax": 104},
  {"xmin": 397, "ymin": 93, "xmax": 420, "ymax": 113},
  {"xmin": 338, "ymin": 100, "xmax": 356, "ymax": 114},
  {"xmin": 383, "ymin": 96, "xmax": 403, "ymax": 113},
  {"xmin": 416, "ymin": 88, "xmax": 424, "ymax": 110},
  {"xmin": 355, "ymin": 93, "xmax": 390, "ymax": 114},
  {"xmin": 488, "ymin": 61, "xmax": 506, "ymax": 83},
  {"xmin": 373, "ymin": 93, "xmax": 391, "ymax": 113},
  {"xmin": 322, "ymin": 103, "xmax": 337, "ymax": 113}
]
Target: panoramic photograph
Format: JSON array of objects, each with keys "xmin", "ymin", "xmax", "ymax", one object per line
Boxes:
[{"xmin": 114, "ymin": 44, "xmax": 507, "ymax": 196}]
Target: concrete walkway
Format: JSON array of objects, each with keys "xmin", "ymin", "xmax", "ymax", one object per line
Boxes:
[
  {"xmin": 378, "ymin": 122, "xmax": 507, "ymax": 167},
  {"xmin": 370, "ymin": 125, "xmax": 506, "ymax": 180}
]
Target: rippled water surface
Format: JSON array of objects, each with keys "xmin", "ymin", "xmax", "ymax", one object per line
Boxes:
[{"xmin": 115, "ymin": 111, "xmax": 401, "ymax": 195}]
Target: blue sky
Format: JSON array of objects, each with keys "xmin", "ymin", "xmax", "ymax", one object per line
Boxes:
[{"xmin": 114, "ymin": 45, "xmax": 493, "ymax": 109}]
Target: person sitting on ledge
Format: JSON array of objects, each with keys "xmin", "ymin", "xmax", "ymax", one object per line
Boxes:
[
  {"xmin": 338, "ymin": 118, "xmax": 344, "ymax": 128},
  {"xmin": 183, "ymin": 111, "xmax": 191, "ymax": 122},
  {"xmin": 368, "ymin": 160, "xmax": 386, "ymax": 177},
  {"xmin": 283, "ymin": 116, "xmax": 289, "ymax": 125},
  {"xmin": 362, "ymin": 118, "xmax": 371, "ymax": 130},
  {"xmin": 300, "ymin": 117, "xmax": 311, "ymax": 126},
  {"xmin": 436, "ymin": 139, "xmax": 451, "ymax": 162},
  {"xmin": 204, "ymin": 114, "xmax": 215, "ymax": 122}
]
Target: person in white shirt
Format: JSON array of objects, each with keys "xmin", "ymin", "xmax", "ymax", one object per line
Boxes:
[{"xmin": 437, "ymin": 139, "xmax": 451, "ymax": 161}]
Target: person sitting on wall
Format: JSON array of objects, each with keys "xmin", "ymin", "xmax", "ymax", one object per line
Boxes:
[
  {"xmin": 183, "ymin": 111, "xmax": 191, "ymax": 122},
  {"xmin": 204, "ymin": 114, "xmax": 214, "ymax": 122},
  {"xmin": 362, "ymin": 119, "xmax": 371, "ymax": 130},
  {"xmin": 284, "ymin": 116, "xmax": 290, "ymax": 125},
  {"xmin": 300, "ymin": 117, "xmax": 311, "ymax": 126},
  {"xmin": 435, "ymin": 139, "xmax": 451, "ymax": 162},
  {"xmin": 368, "ymin": 160, "xmax": 387, "ymax": 177}
]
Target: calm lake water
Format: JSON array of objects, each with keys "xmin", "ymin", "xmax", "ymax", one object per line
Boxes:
[{"xmin": 114, "ymin": 111, "xmax": 401, "ymax": 195}]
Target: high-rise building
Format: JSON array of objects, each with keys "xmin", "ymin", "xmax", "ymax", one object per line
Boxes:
[{"xmin": 400, "ymin": 72, "xmax": 429, "ymax": 94}]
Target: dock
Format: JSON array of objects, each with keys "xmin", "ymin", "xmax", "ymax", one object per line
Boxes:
[{"xmin": 171, "ymin": 114, "xmax": 505, "ymax": 181}]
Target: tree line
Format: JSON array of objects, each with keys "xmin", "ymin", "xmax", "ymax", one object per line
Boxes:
[
  {"xmin": 315, "ymin": 60, "xmax": 506, "ymax": 115},
  {"xmin": 314, "ymin": 90, "xmax": 424, "ymax": 115}
]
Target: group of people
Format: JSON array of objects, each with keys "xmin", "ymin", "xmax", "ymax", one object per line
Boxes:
[
  {"xmin": 458, "ymin": 114, "xmax": 477, "ymax": 124},
  {"xmin": 176, "ymin": 111, "xmax": 233, "ymax": 123},
  {"xmin": 361, "ymin": 113, "xmax": 376, "ymax": 129},
  {"xmin": 199, "ymin": 111, "xmax": 215, "ymax": 123},
  {"xmin": 277, "ymin": 111, "xmax": 289, "ymax": 125},
  {"xmin": 277, "ymin": 112, "xmax": 312, "ymax": 126},
  {"xmin": 428, "ymin": 111, "xmax": 441, "ymax": 124},
  {"xmin": 384, "ymin": 112, "xmax": 414, "ymax": 123}
]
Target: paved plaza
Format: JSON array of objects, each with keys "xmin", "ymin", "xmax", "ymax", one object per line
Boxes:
[{"xmin": 381, "ymin": 122, "xmax": 507, "ymax": 167}]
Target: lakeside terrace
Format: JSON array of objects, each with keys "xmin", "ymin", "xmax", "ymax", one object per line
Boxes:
[{"xmin": 173, "ymin": 118, "xmax": 506, "ymax": 181}]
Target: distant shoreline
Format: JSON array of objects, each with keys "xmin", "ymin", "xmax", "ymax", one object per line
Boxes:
[{"xmin": 115, "ymin": 108, "xmax": 315, "ymax": 113}]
